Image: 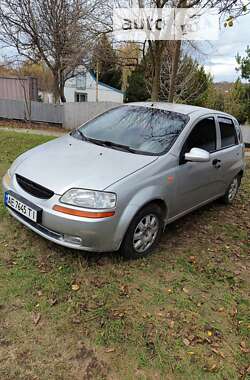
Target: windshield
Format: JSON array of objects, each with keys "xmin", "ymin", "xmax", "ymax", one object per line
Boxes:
[{"xmin": 75, "ymin": 106, "xmax": 189, "ymax": 155}]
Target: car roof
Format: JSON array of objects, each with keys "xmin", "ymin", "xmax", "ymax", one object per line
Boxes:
[{"xmin": 127, "ymin": 102, "xmax": 233, "ymax": 118}]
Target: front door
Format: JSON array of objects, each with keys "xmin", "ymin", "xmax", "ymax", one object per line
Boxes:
[{"xmin": 174, "ymin": 116, "xmax": 224, "ymax": 216}]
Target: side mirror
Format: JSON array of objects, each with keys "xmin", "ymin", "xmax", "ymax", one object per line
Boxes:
[{"xmin": 185, "ymin": 148, "xmax": 210, "ymax": 163}]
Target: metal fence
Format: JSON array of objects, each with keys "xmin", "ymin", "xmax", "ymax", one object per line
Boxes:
[
  {"xmin": 0, "ymin": 99, "xmax": 63, "ymax": 124},
  {"xmin": 0, "ymin": 99, "xmax": 121, "ymax": 129},
  {"xmin": 63, "ymin": 102, "xmax": 121, "ymax": 129}
]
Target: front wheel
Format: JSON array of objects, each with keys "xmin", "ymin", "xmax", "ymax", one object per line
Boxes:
[
  {"xmin": 222, "ymin": 175, "xmax": 241, "ymax": 204},
  {"xmin": 120, "ymin": 203, "xmax": 164, "ymax": 260}
]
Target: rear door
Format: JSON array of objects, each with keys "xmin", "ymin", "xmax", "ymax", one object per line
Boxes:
[
  {"xmin": 174, "ymin": 116, "xmax": 225, "ymax": 215},
  {"xmin": 214, "ymin": 116, "xmax": 243, "ymax": 190}
]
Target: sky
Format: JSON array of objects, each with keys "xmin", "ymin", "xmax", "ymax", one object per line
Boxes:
[{"xmin": 203, "ymin": 13, "xmax": 250, "ymax": 82}]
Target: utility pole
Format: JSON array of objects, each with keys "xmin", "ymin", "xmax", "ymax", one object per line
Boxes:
[{"xmin": 96, "ymin": 60, "xmax": 99, "ymax": 102}]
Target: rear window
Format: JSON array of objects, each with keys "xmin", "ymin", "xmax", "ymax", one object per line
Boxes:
[{"xmin": 218, "ymin": 117, "xmax": 238, "ymax": 148}]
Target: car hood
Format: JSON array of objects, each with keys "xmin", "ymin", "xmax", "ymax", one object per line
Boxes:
[{"xmin": 14, "ymin": 135, "xmax": 158, "ymax": 194}]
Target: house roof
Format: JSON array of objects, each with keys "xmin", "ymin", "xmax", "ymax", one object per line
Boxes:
[{"xmin": 89, "ymin": 71, "xmax": 124, "ymax": 95}]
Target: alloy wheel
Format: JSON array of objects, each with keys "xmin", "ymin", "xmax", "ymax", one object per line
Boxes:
[{"xmin": 133, "ymin": 214, "xmax": 160, "ymax": 254}]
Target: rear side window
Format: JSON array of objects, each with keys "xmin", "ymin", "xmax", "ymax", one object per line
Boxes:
[
  {"xmin": 183, "ymin": 117, "xmax": 217, "ymax": 154},
  {"xmin": 234, "ymin": 121, "xmax": 243, "ymax": 143},
  {"xmin": 218, "ymin": 117, "xmax": 238, "ymax": 148}
]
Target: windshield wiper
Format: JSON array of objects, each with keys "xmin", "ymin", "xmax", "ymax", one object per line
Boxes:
[
  {"xmin": 87, "ymin": 138, "xmax": 138, "ymax": 153},
  {"xmin": 73, "ymin": 132, "xmax": 140, "ymax": 154}
]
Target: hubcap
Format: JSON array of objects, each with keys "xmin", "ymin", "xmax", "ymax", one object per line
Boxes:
[
  {"xmin": 133, "ymin": 214, "xmax": 160, "ymax": 253},
  {"xmin": 228, "ymin": 178, "xmax": 238, "ymax": 202}
]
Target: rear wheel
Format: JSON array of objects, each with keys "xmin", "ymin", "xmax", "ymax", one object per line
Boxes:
[
  {"xmin": 222, "ymin": 175, "xmax": 241, "ymax": 204},
  {"xmin": 120, "ymin": 204, "xmax": 164, "ymax": 259}
]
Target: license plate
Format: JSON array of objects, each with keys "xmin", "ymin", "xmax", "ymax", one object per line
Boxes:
[{"xmin": 4, "ymin": 191, "xmax": 42, "ymax": 223}]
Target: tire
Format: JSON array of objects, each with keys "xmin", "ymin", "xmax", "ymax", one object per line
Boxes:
[
  {"xmin": 120, "ymin": 203, "xmax": 164, "ymax": 260},
  {"xmin": 221, "ymin": 175, "xmax": 241, "ymax": 205}
]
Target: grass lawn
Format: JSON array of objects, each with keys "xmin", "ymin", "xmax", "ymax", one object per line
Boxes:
[{"xmin": 0, "ymin": 131, "xmax": 249, "ymax": 380}]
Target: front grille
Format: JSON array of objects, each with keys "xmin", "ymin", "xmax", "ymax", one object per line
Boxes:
[{"xmin": 16, "ymin": 174, "xmax": 54, "ymax": 200}]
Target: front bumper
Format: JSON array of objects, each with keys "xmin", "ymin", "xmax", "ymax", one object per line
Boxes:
[{"xmin": 2, "ymin": 175, "xmax": 120, "ymax": 252}]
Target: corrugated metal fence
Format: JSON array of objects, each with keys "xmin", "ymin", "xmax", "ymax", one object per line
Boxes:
[
  {"xmin": 0, "ymin": 99, "xmax": 63, "ymax": 124},
  {"xmin": 63, "ymin": 102, "xmax": 120, "ymax": 129},
  {"xmin": 0, "ymin": 99, "xmax": 120, "ymax": 129}
]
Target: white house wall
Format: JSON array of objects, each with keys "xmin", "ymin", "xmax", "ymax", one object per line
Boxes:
[{"xmin": 64, "ymin": 71, "xmax": 124, "ymax": 103}]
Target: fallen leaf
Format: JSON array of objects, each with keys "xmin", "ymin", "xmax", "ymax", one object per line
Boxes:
[
  {"xmin": 210, "ymin": 364, "xmax": 217, "ymax": 371},
  {"xmin": 207, "ymin": 331, "xmax": 213, "ymax": 337},
  {"xmin": 72, "ymin": 318, "xmax": 81, "ymax": 324},
  {"xmin": 33, "ymin": 313, "xmax": 41, "ymax": 326},
  {"xmin": 240, "ymin": 341, "xmax": 250, "ymax": 353},
  {"xmin": 105, "ymin": 348, "xmax": 115, "ymax": 353},
  {"xmin": 230, "ymin": 307, "xmax": 238, "ymax": 317},
  {"xmin": 156, "ymin": 312, "xmax": 164, "ymax": 317},
  {"xmin": 188, "ymin": 256, "xmax": 196, "ymax": 263},
  {"xmin": 49, "ymin": 298, "xmax": 58, "ymax": 306},
  {"xmin": 211, "ymin": 348, "xmax": 225, "ymax": 358},
  {"xmin": 183, "ymin": 338, "xmax": 190, "ymax": 346},
  {"xmin": 119, "ymin": 285, "xmax": 129, "ymax": 296},
  {"xmin": 72, "ymin": 284, "xmax": 80, "ymax": 291},
  {"xmin": 234, "ymin": 270, "xmax": 241, "ymax": 276},
  {"xmin": 168, "ymin": 320, "xmax": 175, "ymax": 329}
]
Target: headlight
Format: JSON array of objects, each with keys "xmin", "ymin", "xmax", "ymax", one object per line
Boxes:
[{"xmin": 60, "ymin": 189, "xmax": 117, "ymax": 209}]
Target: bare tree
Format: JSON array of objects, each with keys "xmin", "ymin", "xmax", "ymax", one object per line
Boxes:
[
  {"xmin": 160, "ymin": 47, "xmax": 211, "ymax": 103},
  {"xmin": 129, "ymin": 0, "xmax": 249, "ymax": 102},
  {"xmin": 0, "ymin": 0, "xmax": 109, "ymax": 103}
]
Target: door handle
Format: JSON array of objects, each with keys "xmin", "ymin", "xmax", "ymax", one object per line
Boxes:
[{"xmin": 212, "ymin": 159, "xmax": 221, "ymax": 169}]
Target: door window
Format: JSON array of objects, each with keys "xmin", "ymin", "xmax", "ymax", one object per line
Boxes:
[
  {"xmin": 218, "ymin": 117, "xmax": 238, "ymax": 148},
  {"xmin": 181, "ymin": 117, "xmax": 217, "ymax": 162}
]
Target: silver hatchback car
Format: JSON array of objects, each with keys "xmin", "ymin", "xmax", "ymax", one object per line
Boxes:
[{"xmin": 2, "ymin": 103, "xmax": 245, "ymax": 259}]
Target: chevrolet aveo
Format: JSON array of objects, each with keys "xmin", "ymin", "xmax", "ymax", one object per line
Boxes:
[{"xmin": 2, "ymin": 103, "xmax": 246, "ymax": 259}]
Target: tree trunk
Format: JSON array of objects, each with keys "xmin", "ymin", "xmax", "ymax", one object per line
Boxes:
[
  {"xmin": 151, "ymin": 42, "xmax": 163, "ymax": 102},
  {"xmin": 52, "ymin": 72, "xmax": 60, "ymax": 104},
  {"xmin": 59, "ymin": 82, "xmax": 66, "ymax": 103},
  {"xmin": 52, "ymin": 70, "xmax": 66, "ymax": 103},
  {"xmin": 168, "ymin": 40, "xmax": 181, "ymax": 103},
  {"xmin": 59, "ymin": 71, "xmax": 66, "ymax": 103},
  {"xmin": 151, "ymin": 58, "xmax": 161, "ymax": 102}
]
